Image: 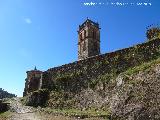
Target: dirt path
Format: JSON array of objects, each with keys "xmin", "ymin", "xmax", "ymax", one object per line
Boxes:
[
  {"xmin": 6, "ymin": 98, "xmax": 73, "ymax": 120},
  {"xmin": 7, "ymin": 98, "xmax": 41, "ymax": 120},
  {"xmin": 5, "ymin": 98, "xmax": 103, "ymax": 120},
  {"xmin": 8, "ymin": 113, "xmax": 40, "ymax": 120}
]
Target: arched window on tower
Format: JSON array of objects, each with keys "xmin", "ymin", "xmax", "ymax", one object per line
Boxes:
[
  {"xmin": 93, "ymin": 42, "xmax": 98, "ymax": 52},
  {"xmin": 80, "ymin": 33, "xmax": 82, "ymax": 41},
  {"xmin": 92, "ymin": 30, "xmax": 96, "ymax": 39},
  {"xmin": 94, "ymin": 31, "xmax": 96, "ymax": 39},
  {"xmin": 83, "ymin": 41, "xmax": 86, "ymax": 51},
  {"xmin": 84, "ymin": 30, "xmax": 86, "ymax": 38},
  {"xmin": 92, "ymin": 30, "xmax": 94, "ymax": 38}
]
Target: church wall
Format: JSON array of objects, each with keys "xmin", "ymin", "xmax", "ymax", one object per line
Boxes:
[{"xmin": 41, "ymin": 38, "xmax": 160, "ymax": 92}]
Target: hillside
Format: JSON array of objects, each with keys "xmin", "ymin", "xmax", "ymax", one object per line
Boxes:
[
  {"xmin": 0, "ymin": 88, "xmax": 16, "ymax": 99},
  {"xmin": 1, "ymin": 58, "xmax": 160, "ymax": 120},
  {"xmin": 102, "ymin": 57, "xmax": 160, "ymax": 119},
  {"xmin": 23, "ymin": 56, "xmax": 160, "ymax": 120}
]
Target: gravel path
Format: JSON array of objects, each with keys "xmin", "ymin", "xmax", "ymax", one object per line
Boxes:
[
  {"xmin": 7, "ymin": 98, "xmax": 40, "ymax": 120},
  {"xmin": 5, "ymin": 98, "xmax": 77, "ymax": 120}
]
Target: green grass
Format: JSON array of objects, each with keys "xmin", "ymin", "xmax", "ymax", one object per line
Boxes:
[
  {"xmin": 118, "ymin": 57, "xmax": 160, "ymax": 86},
  {"xmin": 89, "ymin": 72, "xmax": 117, "ymax": 89},
  {"xmin": 89, "ymin": 57, "xmax": 160, "ymax": 89},
  {"xmin": 0, "ymin": 111, "xmax": 12, "ymax": 119},
  {"xmin": 123, "ymin": 57, "xmax": 160, "ymax": 76},
  {"xmin": 41, "ymin": 108, "xmax": 111, "ymax": 119}
]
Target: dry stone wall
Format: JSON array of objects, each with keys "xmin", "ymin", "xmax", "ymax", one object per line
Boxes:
[{"xmin": 41, "ymin": 38, "xmax": 160, "ymax": 92}]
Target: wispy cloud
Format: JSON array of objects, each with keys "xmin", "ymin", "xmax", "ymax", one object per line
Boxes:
[{"xmin": 24, "ymin": 18, "xmax": 32, "ymax": 24}]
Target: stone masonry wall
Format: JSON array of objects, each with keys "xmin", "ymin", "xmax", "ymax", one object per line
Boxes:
[{"xmin": 41, "ymin": 38, "xmax": 160, "ymax": 92}]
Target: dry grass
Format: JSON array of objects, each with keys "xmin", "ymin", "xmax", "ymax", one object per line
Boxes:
[{"xmin": 36, "ymin": 108, "xmax": 110, "ymax": 120}]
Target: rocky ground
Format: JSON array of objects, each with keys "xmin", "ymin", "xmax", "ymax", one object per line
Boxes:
[
  {"xmin": 0, "ymin": 97, "xmax": 104, "ymax": 120},
  {"xmin": 6, "ymin": 97, "xmax": 41, "ymax": 120}
]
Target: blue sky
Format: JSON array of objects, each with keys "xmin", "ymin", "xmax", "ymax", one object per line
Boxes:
[{"xmin": 0, "ymin": 0, "xmax": 160, "ymax": 96}]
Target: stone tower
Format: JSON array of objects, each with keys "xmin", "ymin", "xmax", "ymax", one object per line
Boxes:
[
  {"xmin": 23, "ymin": 66, "xmax": 43, "ymax": 96},
  {"xmin": 78, "ymin": 19, "xmax": 100, "ymax": 60}
]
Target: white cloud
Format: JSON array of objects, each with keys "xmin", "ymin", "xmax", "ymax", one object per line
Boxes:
[{"xmin": 24, "ymin": 18, "xmax": 32, "ymax": 24}]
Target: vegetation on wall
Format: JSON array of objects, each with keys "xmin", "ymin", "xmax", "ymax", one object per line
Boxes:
[{"xmin": 25, "ymin": 89, "xmax": 49, "ymax": 107}]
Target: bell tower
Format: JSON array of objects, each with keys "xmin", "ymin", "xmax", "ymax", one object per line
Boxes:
[{"xmin": 78, "ymin": 18, "xmax": 100, "ymax": 60}]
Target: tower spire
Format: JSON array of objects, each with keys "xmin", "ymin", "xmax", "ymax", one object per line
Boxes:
[{"xmin": 34, "ymin": 66, "xmax": 37, "ymax": 70}]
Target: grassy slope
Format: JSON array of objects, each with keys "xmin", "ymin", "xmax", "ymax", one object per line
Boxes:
[
  {"xmin": 0, "ymin": 111, "xmax": 12, "ymax": 120},
  {"xmin": 44, "ymin": 58, "xmax": 160, "ymax": 119},
  {"xmin": 110, "ymin": 57, "xmax": 160, "ymax": 119},
  {"xmin": 39, "ymin": 108, "xmax": 110, "ymax": 120}
]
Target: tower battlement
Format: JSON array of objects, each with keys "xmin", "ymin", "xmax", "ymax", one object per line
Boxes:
[{"xmin": 79, "ymin": 19, "xmax": 100, "ymax": 30}]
